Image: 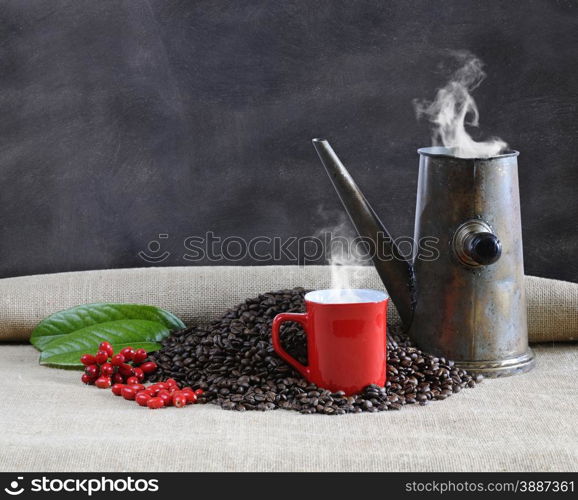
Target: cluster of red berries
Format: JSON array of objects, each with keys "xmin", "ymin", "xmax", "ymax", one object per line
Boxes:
[
  {"xmin": 112, "ymin": 378, "xmax": 203, "ymax": 409},
  {"xmin": 80, "ymin": 342, "xmax": 158, "ymax": 388}
]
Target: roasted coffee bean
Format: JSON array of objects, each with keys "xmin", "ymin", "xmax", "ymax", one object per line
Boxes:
[{"xmin": 149, "ymin": 288, "xmax": 478, "ymax": 415}]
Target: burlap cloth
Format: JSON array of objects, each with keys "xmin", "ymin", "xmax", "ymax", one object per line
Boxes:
[
  {"xmin": 1, "ymin": 266, "xmax": 577, "ymax": 342},
  {"xmin": 0, "ymin": 266, "xmax": 576, "ymax": 472}
]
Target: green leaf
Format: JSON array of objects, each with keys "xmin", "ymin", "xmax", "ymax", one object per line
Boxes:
[
  {"xmin": 30, "ymin": 303, "xmax": 185, "ymax": 350},
  {"xmin": 39, "ymin": 319, "xmax": 171, "ymax": 367}
]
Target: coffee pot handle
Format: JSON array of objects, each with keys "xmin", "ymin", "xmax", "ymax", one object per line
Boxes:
[{"xmin": 272, "ymin": 313, "xmax": 310, "ymax": 378}]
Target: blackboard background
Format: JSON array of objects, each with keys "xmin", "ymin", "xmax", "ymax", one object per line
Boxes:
[{"xmin": 1, "ymin": 0, "xmax": 577, "ymax": 281}]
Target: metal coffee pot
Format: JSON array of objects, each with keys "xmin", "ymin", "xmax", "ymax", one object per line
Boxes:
[{"xmin": 313, "ymin": 139, "xmax": 535, "ymax": 377}]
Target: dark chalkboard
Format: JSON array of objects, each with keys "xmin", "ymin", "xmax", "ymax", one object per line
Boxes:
[{"xmin": 1, "ymin": 0, "xmax": 577, "ymax": 281}]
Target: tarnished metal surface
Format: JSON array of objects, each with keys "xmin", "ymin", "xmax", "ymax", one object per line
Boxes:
[
  {"xmin": 315, "ymin": 140, "xmax": 534, "ymax": 377},
  {"xmin": 410, "ymin": 147, "xmax": 534, "ymax": 376}
]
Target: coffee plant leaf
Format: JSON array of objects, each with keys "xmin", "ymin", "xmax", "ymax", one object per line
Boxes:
[
  {"xmin": 38, "ymin": 320, "xmax": 170, "ymax": 367},
  {"xmin": 30, "ymin": 303, "xmax": 185, "ymax": 350}
]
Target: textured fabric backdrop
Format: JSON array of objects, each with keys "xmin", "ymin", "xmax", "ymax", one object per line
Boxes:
[
  {"xmin": 0, "ymin": 266, "xmax": 576, "ymax": 342},
  {"xmin": 0, "ymin": 344, "xmax": 576, "ymax": 472},
  {"xmin": 0, "ymin": 266, "xmax": 576, "ymax": 472}
]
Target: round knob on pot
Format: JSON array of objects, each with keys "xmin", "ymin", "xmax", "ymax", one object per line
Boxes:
[
  {"xmin": 452, "ymin": 220, "xmax": 502, "ymax": 268},
  {"xmin": 465, "ymin": 232, "xmax": 502, "ymax": 266}
]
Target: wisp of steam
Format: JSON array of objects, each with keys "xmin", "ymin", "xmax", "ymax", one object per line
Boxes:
[
  {"xmin": 328, "ymin": 245, "xmax": 368, "ymax": 303},
  {"xmin": 318, "ymin": 212, "xmax": 371, "ymax": 303},
  {"xmin": 413, "ymin": 51, "xmax": 507, "ymax": 158}
]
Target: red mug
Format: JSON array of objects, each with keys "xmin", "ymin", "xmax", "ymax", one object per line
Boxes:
[{"xmin": 272, "ymin": 289, "xmax": 388, "ymax": 395}]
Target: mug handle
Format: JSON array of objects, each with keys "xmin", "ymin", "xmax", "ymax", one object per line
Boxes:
[{"xmin": 271, "ymin": 312, "xmax": 310, "ymax": 379}]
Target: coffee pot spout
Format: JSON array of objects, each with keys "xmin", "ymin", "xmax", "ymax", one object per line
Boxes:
[{"xmin": 312, "ymin": 138, "xmax": 415, "ymax": 327}]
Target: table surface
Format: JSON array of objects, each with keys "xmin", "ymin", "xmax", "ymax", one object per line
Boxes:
[{"xmin": 0, "ymin": 344, "xmax": 576, "ymax": 472}]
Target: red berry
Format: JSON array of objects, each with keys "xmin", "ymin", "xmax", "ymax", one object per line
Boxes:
[
  {"xmin": 173, "ymin": 393, "xmax": 187, "ymax": 408},
  {"xmin": 95, "ymin": 350, "xmax": 109, "ymax": 365},
  {"xmin": 112, "ymin": 373, "xmax": 124, "ymax": 384},
  {"xmin": 121, "ymin": 387, "xmax": 137, "ymax": 400},
  {"xmin": 126, "ymin": 376, "xmax": 140, "ymax": 385},
  {"xmin": 81, "ymin": 373, "xmax": 94, "ymax": 385},
  {"xmin": 165, "ymin": 378, "xmax": 179, "ymax": 388},
  {"xmin": 132, "ymin": 367, "xmax": 144, "ymax": 381},
  {"xmin": 80, "ymin": 354, "xmax": 97, "ymax": 366},
  {"xmin": 147, "ymin": 397, "xmax": 165, "ymax": 409},
  {"xmin": 182, "ymin": 390, "xmax": 197, "ymax": 404},
  {"xmin": 181, "ymin": 387, "xmax": 194, "ymax": 400},
  {"xmin": 151, "ymin": 382, "xmax": 166, "ymax": 392},
  {"xmin": 99, "ymin": 341, "xmax": 114, "ymax": 357},
  {"xmin": 194, "ymin": 389, "xmax": 204, "ymax": 396},
  {"xmin": 111, "ymin": 383, "xmax": 125, "ymax": 396},
  {"xmin": 129, "ymin": 383, "xmax": 146, "ymax": 392},
  {"xmin": 111, "ymin": 354, "xmax": 125, "ymax": 366},
  {"xmin": 120, "ymin": 347, "xmax": 135, "ymax": 361},
  {"xmin": 132, "ymin": 348, "xmax": 147, "ymax": 364},
  {"xmin": 157, "ymin": 390, "xmax": 171, "ymax": 406},
  {"xmin": 101, "ymin": 363, "xmax": 114, "ymax": 376},
  {"xmin": 135, "ymin": 392, "xmax": 152, "ymax": 407},
  {"xmin": 95, "ymin": 376, "xmax": 112, "ymax": 389},
  {"xmin": 118, "ymin": 363, "xmax": 134, "ymax": 378},
  {"xmin": 140, "ymin": 362, "xmax": 157, "ymax": 374},
  {"xmin": 84, "ymin": 364, "xmax": 99, "ymax": 378}
]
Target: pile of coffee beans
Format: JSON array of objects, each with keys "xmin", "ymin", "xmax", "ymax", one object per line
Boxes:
[{"xmin": 149, "ymin": 288, "xmax": 481, "ymax": 414}]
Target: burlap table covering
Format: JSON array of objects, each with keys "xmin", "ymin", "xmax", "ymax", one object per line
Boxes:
[
  {"xmin": 0, "ymin": 266, "xmax": 576, "ymax": 342},
  {"xmin": 0, "ymin": 343, "xmax": 576, "ymax": 472},
  {"xmin": 0, "ymin": 266, "xmax": 576, "ymax": 472}
]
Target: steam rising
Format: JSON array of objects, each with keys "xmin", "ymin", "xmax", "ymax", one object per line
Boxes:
[
  {"xmin": 413, "ymin": 52, "xmax": 507, "ymax": 158},
  {"xmin": 328, "ymin": 245, "xmax": 367, "ymax": 303},
  {"xmin": 321, "ymin": 213, "xmax": 371, "ymax": 303}
]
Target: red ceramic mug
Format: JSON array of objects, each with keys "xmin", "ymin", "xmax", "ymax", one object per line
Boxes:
[{"xmin": 272, "ymin": 289, "xmax": 388, "ymax": 395}]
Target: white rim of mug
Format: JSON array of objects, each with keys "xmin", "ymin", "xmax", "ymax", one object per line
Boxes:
[{"xmin": 304, "ymin": 289, "xmax": 389, "ymax": 305}]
